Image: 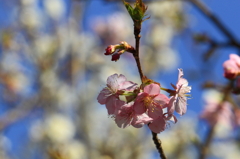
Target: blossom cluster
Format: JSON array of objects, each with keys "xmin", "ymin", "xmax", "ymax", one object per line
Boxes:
[{"xmin": 97, "ymin": 69, "xmax": 191, "ymax": 133}]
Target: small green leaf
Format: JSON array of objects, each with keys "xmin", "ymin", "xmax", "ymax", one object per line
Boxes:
[{"xmin": 123, "ymin": 0, "xmax": 150, "ymax": 24}]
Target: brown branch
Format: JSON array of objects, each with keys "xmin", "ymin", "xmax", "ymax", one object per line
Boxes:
[
  {"xmin": 133, "ymin": 24, "xmax": 144, "ymax": 82},
  {"xmin": 152, "ymin": 132, "xmax": 167, "ymax": 159},
  {"xmin": 198, "ymin": 82, "xmax": 233, "ymax": 159},
  {"xmin": 133, "ymin": 23, "xmax": 167, "ymax": 159},
  {"xmin": 188, "ymin": 0, "xmax": 240, "ymax": 48},
  {"xmin": 0, "ymin": 95, "xmax": 40, "ymax": 131},
  {"xmin": 198, "ymin": 125, "xmax": 215, "ymax": 159}
]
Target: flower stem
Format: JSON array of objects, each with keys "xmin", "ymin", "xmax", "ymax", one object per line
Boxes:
[
  {"xmin": 133, "ymin": 23, "xmax": 167, "ymax": 159},
  {"xmin": 133, "ymin": 24, "xmax": 144, "ymax": 82},
  {"xmin": 152, "ymin": 132, "xmax": 167, "ymax": 159}
]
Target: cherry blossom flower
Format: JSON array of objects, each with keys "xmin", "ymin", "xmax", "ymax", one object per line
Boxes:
[
  {"xmin": 223, "ymin": 54, "xmax": 240, "ymax": 79},
  {"xmin": 115, "ymin": 102, "xmax": 153, "ymax": 128},
  {"xmin": 200, "ymin": 101, "xmax": 233, "ymax": 126},
  {"xmin": 148, "ymin": 112, "xmax": 178, "ymax": 133},
  {"xmin": 97, "ymin": 74, "xmax": 137, "ymax": 115},
  {"xmin": 148, "ymin": 115, "xmax": 167, "ymax": 133},
  {"xmin": 134, "ymin": 83, "xmax": 169, "ymax": 119},
  {"xmin": 168, "ymin": 68, "xmax": 191, "ymax": 116}
]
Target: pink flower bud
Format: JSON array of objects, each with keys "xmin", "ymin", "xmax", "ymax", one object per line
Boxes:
[
  {"xmin": 111, "ymin": 53, "xmax": 121, "ymax": 62},
  {"xmin": 104, "ymin": 41, "xmax": 135, "ymax": 62},
  {"xmin": 104, "ymin": 45, "xmax": 115, "ymax": 55},
  {"xmin": 223, "ymin": 54, "xmax": 240, "ymax": 79}
]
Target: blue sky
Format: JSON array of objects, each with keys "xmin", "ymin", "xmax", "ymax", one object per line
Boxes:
[{"xmin": 0, "ymin": 0, "xmax": 240, "ymax": 158}]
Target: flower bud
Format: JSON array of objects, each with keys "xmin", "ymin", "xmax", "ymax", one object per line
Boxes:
[
  {"xmin": 104, "ymin": 45, "xmax": 116, "ymax": 55},
  {"xmin": 123, "ymin": 0, "xmax": 149, "ymax": 27},
  {"xmin": 223, "ymin": 54, "xmax": 240, "ymax": 79},
  {"xmin": 104, "ymin": 41, "xmax": 135, "ymax": 62}
]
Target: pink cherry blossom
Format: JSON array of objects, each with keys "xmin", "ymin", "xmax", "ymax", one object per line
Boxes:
[
  {"xmin": 200, "ymin": 101, "xmax": 233, "ymax": 126},
  {"xmin": 223, "ymin": 54, "xmax": 240, "ymax": 79},
  {"xmin": 134, "ymin": 83, "xmax": 169, "ymax": 119},
  {"xmin": 148, "ymin": 113, "xmax": 178, "ymax": 133},
  {"xmin": 97, "ymin": 74, "xmax": 137, "ymax": 115},
  {"xmin": 168, "ymin": 68, "xmax": 191, "ymax": 116},
  {"xmin": 148, "ymin": 115, "xmax": 167, "ymax": 133},
  {"xmin": 115, "ymin": 102, "xmax": 153, "ymax": 128}
]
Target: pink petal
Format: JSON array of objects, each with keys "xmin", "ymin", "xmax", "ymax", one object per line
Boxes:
[
  {"xmin": 133, "ymin": 93, "xmax": 148, "ymax": 114},
  {"xmin": 166, "ymin": 113, "xmax": 178, "ymax": 123},
  {"xmin": 148, "ymin": 104, "xmax": 163, "ymax": 119},
  {"xmin": 178, "ymin": 68, "xmax": 184, "ymax": 79},
  {"xmin": 107, "ymin": 74, "xmax": 127, "ymax": 92},
  {"xmin": 175, "ymin": 96, "xmax": 187, "ymax": 115},
  {"xmin": 131, "ymin": 113, "xmax": 153, "ymax": 128},
  {"xmin": 144, "ymin": 84, "xmax": 160, "ymax": 95},
  {"xmin": 176, "ymin": 69, "xmax": 188, "ymax": 87},
  {"xmin": 223, "ymin": 59, "xmax": 240, "ymax": 79},
  {"xmin": 230, "ymin": 54, "xmax": 240, "ymax": 66},
  {"xmin": 154, "ymin": 94, "xmax": 170, "ymax": 108},
  {"xmin": 177, "ymin": 78, "xmax": 188, "ymax": 88},
  {"xmin": 115, "ymin": 102, "xmax": 134, "ymax": 128},
  {"xmin": 119, "ymin": 81, "xmax": 138, "ymax": 91},
  {"xmin": 105, "ymin": 96, "xmax": 125, "ymax": 115},
  {"xmin": 117, "ymin": 74, "xmax": 127, "ymax": 85},
  {"xmin": 167, "ymin": 96, "xmax": 177, "ymax": 115},
  {"xmin": 97, "ymin": 88, "xmax": 112, "ymax": 104},
  {"xmin": 149, "ymin": 116, "xmax": 167, "ymax": 133}
]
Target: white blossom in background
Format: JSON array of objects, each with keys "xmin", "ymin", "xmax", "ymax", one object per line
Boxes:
[
  {"xmin": 1, "ymin": 52, "xmax": 31, "ymax": 95},
  {"xmin": 160, "ymin": 115, "xmax": 198, "ymax": 158},
  {"xmin": 0, "ymin": 135, "xmax": 11, "ymax": 159},
  {"xmin": 149, "ymin": 1, "xmax": 186, "ymax": 28},
  {"xmin": 156, "ymin": 47, "xmax": 179, "ymax": 71},
  {"xmin": 44, "ymin": 0, "xmax": 65, "ymax": 20},
  {"xmin": 56, "ymin": 84, "xmax": 79, "ymax": 109},
  {"xmin": 148, "ymin": 25, "xmax": 173, "ymax": 47},
  {"xmin": 211, "ymin": 141, "xmax": 240, "ymax": 159},
  {"xmin": 91, "ymin": 12, "xmax": 133, "ymax": 43},
  {"xmin": 40, "ymin": 70, "xmax": 59, "ymax": 91},
  {"xmin": 63, "ymin": 140, "xmax": 87, "ymax": 159},
  {"xmin": 29, "ymin": 120, "xmax": 45, "ymax": 142},
  {"xmin": 33, "ymin": 35, "xmax": 56, "ymax": 60},
  {"xmin": 20, "ymin": 0, "xmax": 42, "ymax": 29},
  {"xmin": 44, "ymin": 114, "xmax": 76, "ymax": 143},
  {"xmin": 21, "ymin": 0, "xmax": 37, "ymax": 6}
]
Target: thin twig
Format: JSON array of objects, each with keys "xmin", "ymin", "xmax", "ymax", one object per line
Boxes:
[
  {"xmin": 133, "ymin": 24, "xmax": 144, "ymax": 82},
  {"xmin": 0, "ymin": 95, "xmax": 40, "ymax": 131},
  {"xmin": 198, "ymin": 126, "xmax": 215, "ymax": 159},
  {"xmin": 188, "ymin": 0, "xmax": 240, "ymax": 48},
  {"xmin": 198, "ymin": 82, "xmax": 233, "ymax": 159}
]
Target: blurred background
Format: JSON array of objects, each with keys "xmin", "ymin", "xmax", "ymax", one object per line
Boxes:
[{"xmin": 0, "ymin": 0, "xmax": 239, "ymax": 159}]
